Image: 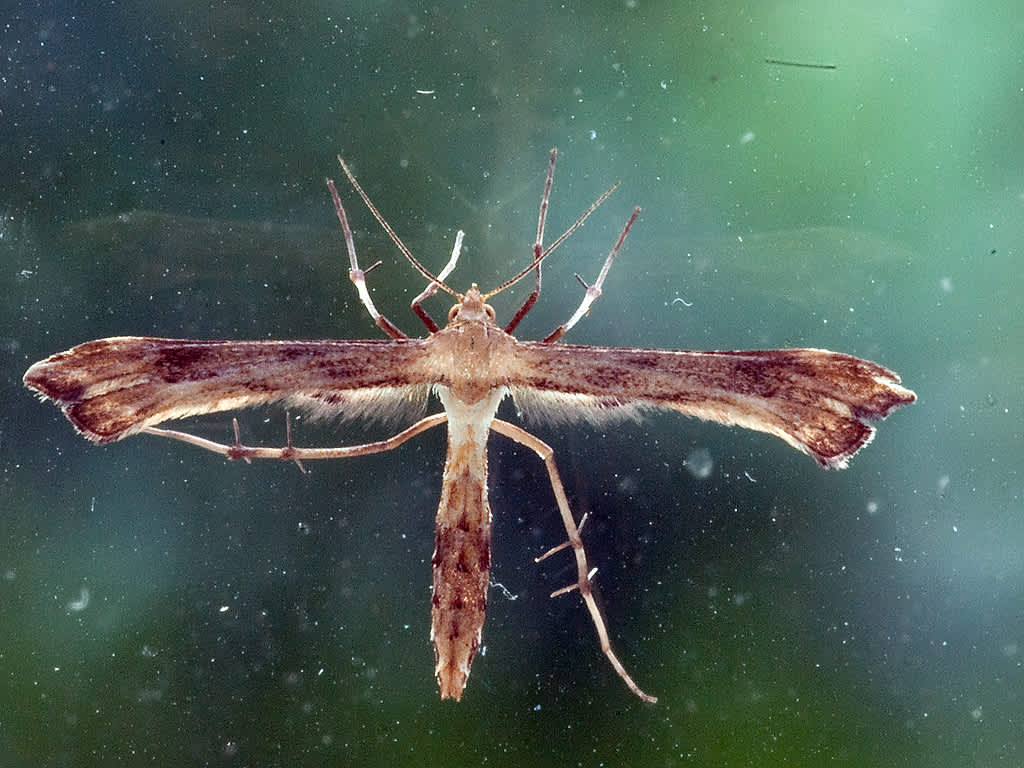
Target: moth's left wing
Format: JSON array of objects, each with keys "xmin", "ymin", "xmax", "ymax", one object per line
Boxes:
[
  {"xmin": 511, "ymin": 342, "xmax": 916, "ymax": 468},
  {"xmin": 24, "ymin": 336, "xmax": 435, "ymax": 443}
]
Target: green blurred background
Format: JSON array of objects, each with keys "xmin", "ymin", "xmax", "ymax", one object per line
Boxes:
[{"xmin": 2, "ymin": 1, "xmax": 1021, "ymax": 765}]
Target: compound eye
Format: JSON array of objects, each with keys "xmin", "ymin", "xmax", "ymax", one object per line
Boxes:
[
  {"xmin": 485, "ymin": 304, "xmax": 496, "ymax": 320},
  {"xmin": 447, "ymin": 304, "xmax": 460, "ymax": 323}
]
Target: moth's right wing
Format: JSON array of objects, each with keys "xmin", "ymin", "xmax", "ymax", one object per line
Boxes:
[{"xmin": 511, "ymin": 342, "xmax": 916, "ymax": 469}]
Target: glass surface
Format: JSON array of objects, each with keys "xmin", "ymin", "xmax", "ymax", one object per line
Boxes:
[{"xmin": 2, "ymin": 1, "xmax": 1020, "ymax": 765}]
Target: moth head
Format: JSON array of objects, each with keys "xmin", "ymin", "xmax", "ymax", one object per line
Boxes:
[{"xmin": 449, "ymin": 284, "xmax": 497, "ymax": 325}]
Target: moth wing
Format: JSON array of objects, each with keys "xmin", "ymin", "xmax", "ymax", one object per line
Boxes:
[
  {"xmin": 24, "ymin": 337, "xmax": 436, "ymax": 443},
  {"xmin": 511, "ymin": 342, "xmax": 915, "ymax": 468}
]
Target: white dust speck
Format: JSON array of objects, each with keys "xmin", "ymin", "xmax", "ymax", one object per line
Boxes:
[
  {"xmin": 67, "ymin": 586, "xmax": 90, "ymax": 612},
  {"xmin": 683, "ymin": 448, "xmax": 714, "ymax": 479}
]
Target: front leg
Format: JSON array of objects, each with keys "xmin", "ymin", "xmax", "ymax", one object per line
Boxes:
[
  {"xmin": 542, "ymin": 206, "xmax": 640, "ymax": 343},
  {"xmin": 410, "ymin": 230, "xmax": 464, "ymax": 333},
  {"xmin": 326, "ymin": 177, "xmax": 407, "ymax": 340}
]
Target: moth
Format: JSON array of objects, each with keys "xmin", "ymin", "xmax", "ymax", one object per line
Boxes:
[{"xmin": 23, "ymin": 150, "xmax": 916, "ymax": 703}]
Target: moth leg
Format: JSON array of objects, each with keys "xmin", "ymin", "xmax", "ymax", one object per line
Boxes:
[
  {"xmin": 141, "ymin": 412, "xmax": 448, "ymax": 462},
  {"xmin": 542, "ymin": 206, "xmax": 641, "ymax": 343},
  {"xmin": 332, "ymin": 155, "xmax": 464, "ymax": 335},
  {"xmin": 485, "ymin": 168, "xmax": 618, "ymax": 307},
  {"xmin": 327, "ymin": 177, "xmax": 408, "ymax": 340},
  {"xmin": 504, "ymin": 148, "xmax": 557, "ymax": 334},
  {"xmin": 410, "ymin": 230, "xmax": 464, "ymax": 333},
  {"xmin": 490, "ymin": 419, "xmax": 656, "ymax": 703}
]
